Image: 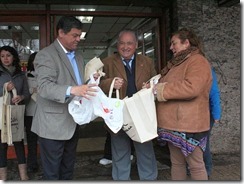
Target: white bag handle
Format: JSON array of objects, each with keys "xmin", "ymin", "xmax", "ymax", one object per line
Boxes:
[
  {"xmin": 89, "ymin": 70, "xmax": 105, "ymax": 85},
  {"xmin": 3, "ymin": 82, "xmax": 19, "ymax": 105},
  {"xmin": 108, "ymin": 77, "xmax": 120, "ymax": 99},
  {"xmin": 3, "ymin": 82, "xmax": 12, "ymax": 105},
  {"xmin": 145, "ymin": 74, "xmax": 161, "ymax": 89},
  {"xmin": 12, "ymin": 88, "xmax": 17, "ymax": 98}
]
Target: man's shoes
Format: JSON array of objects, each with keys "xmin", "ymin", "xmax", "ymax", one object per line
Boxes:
[
  {"xmin": 99, "ymin": 155, "xmax": 134, "ymax": 165},
  {"xmin": 99, "ymin": 158, "xmax": 112, "ymax": 165}
]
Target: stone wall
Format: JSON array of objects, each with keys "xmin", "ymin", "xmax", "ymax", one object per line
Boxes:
[{"xmin": 175, "ymin": 0, "xmax": 241, "ymax": 154}]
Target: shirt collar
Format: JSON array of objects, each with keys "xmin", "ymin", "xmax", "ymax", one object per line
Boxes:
[
  {"xmin": 121, "ymin": 54, "xmax": 135, "ymax": 62},
  {"xmin": 57, "ymin": 39, "xmax": 74, "ymax": 55}
]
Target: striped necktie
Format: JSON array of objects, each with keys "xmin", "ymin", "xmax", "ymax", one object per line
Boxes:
[{"xmin": 124, "ymin": 59, "xmax": 132, "ymax": 73}]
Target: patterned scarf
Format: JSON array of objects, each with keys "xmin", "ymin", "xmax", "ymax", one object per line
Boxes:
[{"xmin": 160, "ymin": 46, "xmax": 199, "ymax": 77}]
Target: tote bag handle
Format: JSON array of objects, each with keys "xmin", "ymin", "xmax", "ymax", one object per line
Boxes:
[
  {"xmin": 11, "ymin": 88, "xmax": 18, "ymax": 105},
  {"xmin": 3, "ymin": 82, "xmax": 19, "ymax": 105},
  {"xmin": 108, "ymin": 77, "xmax": 120, "ymax": 99}
]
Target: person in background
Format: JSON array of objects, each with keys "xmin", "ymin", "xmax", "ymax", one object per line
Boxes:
[
  {"xmin": 31, "ymin": 16, "xmax": 98, "ymax": 180},
  {"xmin": 25, "ymin": 52, "xmax": 39, "ymax": 173},
  {"xmin": 204, "ymin": 68, "xmax": 221, "ymax": 178},
  {"xmin": 155, "ymin": 28, "xmax": 212, "ymax": 180},
  {"xmin": 100, "ymin": 29, "xmax": 158, "ymax": 180},
  {"xmin": 0, "ymin": 46, "xmax": 30, "ymax": 180}
]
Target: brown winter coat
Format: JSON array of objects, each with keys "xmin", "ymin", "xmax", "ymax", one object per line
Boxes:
[
  {"xmin": 156, "ymin": 51, "xmax": 212, "ymax": 133},
  {"xmin": 100, "ymin": 53, "xmax": 157, "ymax": 98}
]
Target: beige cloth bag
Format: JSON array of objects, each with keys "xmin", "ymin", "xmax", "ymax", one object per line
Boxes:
[
  {"xmin": 122, "ymin": 74, "xmax": 161, "ymax": 143},
  {"xmin": 84, "ymin": 57, "xmax": 104, "ymax": 82},
  {"xmin": 0, "ymin": 97, "xmax": 3, "ymax": 130},
  {"xmin": 1, "ymin": 83, "xmax": 25, "ymax": 145}
]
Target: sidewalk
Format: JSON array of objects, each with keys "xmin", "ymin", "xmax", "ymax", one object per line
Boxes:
[{"xmin": 4, "ymin": 144, "xmax": 241, "ymax": 181}]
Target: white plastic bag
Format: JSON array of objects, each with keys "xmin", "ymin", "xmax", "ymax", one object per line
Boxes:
[
  {"xmin": 92, "ymin": 78, "xmax": 124, "ymax": 133},
  {"xmin": 68, "ymin": 74, "xmax": 124, "ymax": 133},
  {"xmin": 68, "ymin": 96, "xmax": 97, "ymax": 125},
  {"xmin": 68, "ymin": 73, "xmax": 102, "ymax": 125}
]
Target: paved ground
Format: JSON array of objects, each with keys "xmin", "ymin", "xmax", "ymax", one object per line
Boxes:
[{"xmin": 5, "ymin": 144, "xmax": 241, "ymax": 181}]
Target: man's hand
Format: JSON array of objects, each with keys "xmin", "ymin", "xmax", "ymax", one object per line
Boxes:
[
  {"xmin": 114, "ymin": 78, "xmax": 124, "ymax": 90},
  {"xmin": 70, "ymin": 84, "xmax": 98, "ymax": 99}
]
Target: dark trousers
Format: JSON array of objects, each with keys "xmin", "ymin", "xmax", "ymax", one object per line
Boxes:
[
  {"xmin": 0, "ymin": 132, "xmax": 26, "ymax": 167},
  {"xmin": 38, "ymin": 125, "xmax": 79, "ymax": 180},
  {"xmin": 24, "ymin": 116, "xmax": 38, "ymax": 169},
  {"xmin": 103, "ymin": 131, "xmax": 112, "ymax": 160}
]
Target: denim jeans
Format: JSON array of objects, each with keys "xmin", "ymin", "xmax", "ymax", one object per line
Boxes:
[{"xmin": 203, "ymin": 120, "xmax": 214, "ymax": 176}]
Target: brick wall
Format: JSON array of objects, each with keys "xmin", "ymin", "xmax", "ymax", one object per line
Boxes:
[{"xmin": 175, "ymin": 0, "xmax": 241, "ymax": 154}]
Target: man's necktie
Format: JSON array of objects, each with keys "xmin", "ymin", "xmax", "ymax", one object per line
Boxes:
[
  {"xmin": 67, "ymin": 52, "xmax": 82, "ymax": 85},
  {"xmin": 124, "ymin": 60, "xmax": 132, "ymax": 73}
]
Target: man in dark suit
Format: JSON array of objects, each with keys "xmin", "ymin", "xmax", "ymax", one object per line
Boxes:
[
  {"xmin": 100, "ymin": 29, "xmax": 158, "ymax": 180},
  {"xmin": 32, "ymin": 16, "xmax": 97, "ymax": 180}
]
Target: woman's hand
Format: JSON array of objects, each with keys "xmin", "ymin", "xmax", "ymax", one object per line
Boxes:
[
  {"xmin": 6, "ymin": 81, "xmax": 15, "ymax": 92},
  {"xmin": 142, "ymin": 82, "xmax": 150, "ymax": 89},
  {"xmin": 12, "ymin": 95, "xmax": 24, "ymax": 104}
]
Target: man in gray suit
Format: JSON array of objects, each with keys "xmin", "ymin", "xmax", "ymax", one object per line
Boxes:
[{"xmin": 32, "ymin": 16, "xmax": 97, "ymax": 180}]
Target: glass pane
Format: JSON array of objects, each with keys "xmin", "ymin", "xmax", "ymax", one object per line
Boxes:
[
  {"xmin": 0, "ymin": 22, "xmax": 40, "ymax": 71},
  {"xmin": 144, "ymin": 30, "xmax": 155, "ymax": 60}
]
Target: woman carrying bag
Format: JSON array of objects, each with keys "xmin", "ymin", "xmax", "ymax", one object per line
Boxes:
[
  {"xmin": 155, "ymin": 28, "xmax": 212, "ymax": 180},
  {"xmin": 0, "ymin": 46, "xmax": 30, "ymax": 180}
]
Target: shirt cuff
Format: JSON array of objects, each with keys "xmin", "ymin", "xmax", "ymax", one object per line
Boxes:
[{"xmin": 66, "ymin": 86, "xmax": 72, "ymax": 97}]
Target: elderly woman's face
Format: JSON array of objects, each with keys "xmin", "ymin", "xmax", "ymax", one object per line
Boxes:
[{"xmin": 170, "ymin": 35, "xmax": 189, "ymax": 57}]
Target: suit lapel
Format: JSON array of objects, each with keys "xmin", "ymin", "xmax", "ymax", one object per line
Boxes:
[
  {"xmin": 54, "ymin": 40, "xmax": 79, "ymax": 85},
  {"xmin": 135, "ymin": 55, "xmax": 144, "ymax": 83},
  {"xmin": 75, "ymin": 54, "xmax": 85, "ymax": 83},
  {"xmin": 113, "ymin": 54, "xmax": 127, "ymax": 81}
]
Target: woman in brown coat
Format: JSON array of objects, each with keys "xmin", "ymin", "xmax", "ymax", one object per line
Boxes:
[{"xmin": 155, "ymin": 28, "xmax": 212, "ymax": 180}]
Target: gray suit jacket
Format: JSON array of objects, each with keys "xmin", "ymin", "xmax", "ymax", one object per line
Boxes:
[{"xmin": 32, "ymin": 39, "xmax": 84, "ymax": 140}]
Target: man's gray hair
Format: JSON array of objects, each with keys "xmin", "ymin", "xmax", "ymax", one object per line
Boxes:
[{"xmin": 117, "ymin": 29, "xmax": 138, "ymax": 42}]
